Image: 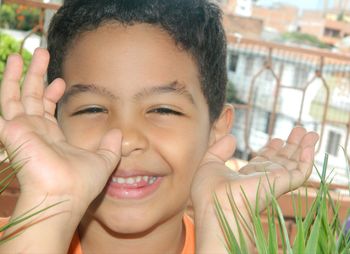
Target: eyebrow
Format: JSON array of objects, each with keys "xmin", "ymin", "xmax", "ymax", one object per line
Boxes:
[
  {"xmin": 134, "ymin": 81, "xmax": 195, "ymax": 105},
  {"xmin": 59, "ymin": 80, "xmax": 195, "ymax": 105},
  {"xmin": 59, "ymin": 84, "xmax": 118, "ymax": 104}
]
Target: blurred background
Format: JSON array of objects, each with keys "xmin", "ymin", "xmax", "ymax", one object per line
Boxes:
[{"xmin": 0, "ymin": 0, "xmax": 350, "ymax": 245}]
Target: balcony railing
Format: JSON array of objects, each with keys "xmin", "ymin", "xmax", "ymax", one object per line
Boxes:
[
  {"xmin": 226, "ymin": 35, "xmax": 350, "ymax": 183},
  {"xmin": 0, "ymin": 3, "xmax": 349, "ymax": 248}
]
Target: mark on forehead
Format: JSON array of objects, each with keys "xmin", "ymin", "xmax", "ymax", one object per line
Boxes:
[{"xmin": 134, "ymin": 80, "xmax": 195, "ymax": 104}]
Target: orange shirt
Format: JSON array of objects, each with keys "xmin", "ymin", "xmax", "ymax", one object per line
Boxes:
[
  {"xmin": 69, "ymin": 214, "xmax": 195, "ymax": 254},
  {"xmin": 1, "ymin": 215, "xmax": 195, "ymax": 253}
]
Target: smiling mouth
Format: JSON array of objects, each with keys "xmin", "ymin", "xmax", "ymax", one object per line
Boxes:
[{"xmin": 106, "ymin": 175, "xmax": 162, "ymax": 199}]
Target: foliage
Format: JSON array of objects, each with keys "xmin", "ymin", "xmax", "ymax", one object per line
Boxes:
[
  {"xmin": 0, "ymin": 150, "xmax": 65, "ymax": 244},
  {"xmin": 337, "ymin": 12, "xmax": 345, "ymax": 22},
  {"xmin": 282, "ymin": 32, "xmax": 332, "ymax": 49},
  {"xmin": 226, "ymin": 81, "xmax": 245, "ymax": 105},
  {"xmin": 215, "ymin": 153, "xmax": 350, "ymax": 253},
  {"xmin": 0, "ymin": 4, "xmax": 40, "ymax": 31},
  {"xmin": 0, "ymin": 4, "xmax": 16, "ymax": 29},
  {"xmin": 0, "ymin": 32, "xmax": 32, "ymax": 84}
]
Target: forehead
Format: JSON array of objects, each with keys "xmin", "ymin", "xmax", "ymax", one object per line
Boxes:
[{"xmin": 62, "ymin": 23, "xmax": 202, "ymax": 96}]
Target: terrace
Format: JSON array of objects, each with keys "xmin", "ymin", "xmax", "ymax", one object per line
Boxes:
[{"xmin": 0, "ymin": 0, "xmax": 350, "ymax": 250}]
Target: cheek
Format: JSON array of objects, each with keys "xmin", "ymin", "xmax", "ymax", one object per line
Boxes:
[
  {"xmin": 150, "ymin": 122, "xmax": 210, "ymax": 177},
  {"xmin": 59, "ymin": 119, "xmax": 107, "ymax": 151}
]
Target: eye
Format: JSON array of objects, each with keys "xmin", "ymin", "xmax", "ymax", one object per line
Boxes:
[
  {"xmin": 149, "ymin": 107, "xmax": 183, "ymax": 116},
  {"xmin": 72, "ymin": 106, "xmax": 108, "ymax": 116}
]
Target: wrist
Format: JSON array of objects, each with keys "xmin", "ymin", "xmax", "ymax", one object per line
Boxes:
[
  {"xmin": 1, "ymin": 194, "xmax": 83, "ymax": 253},
  {"xmin": 15, "ymin": 192, "xmax": 85, "ymax": 221}
]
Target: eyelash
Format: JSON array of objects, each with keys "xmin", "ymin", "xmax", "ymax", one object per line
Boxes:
[
  {"xmin": 149, "ymin": 107, "xmax": 183, "ymax": 116},
  {"xmin": 72, "ymin": 107, "xmax": 107, "ymax": 116},
  {"xmin": 72, "ymin": 107, "xmax": 183, "ymax": 116}
]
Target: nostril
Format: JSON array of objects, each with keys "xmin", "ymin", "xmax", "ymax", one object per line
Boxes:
[{"xmin": 120, "ymin": 128, "xmax": 148, "ymax": 157}]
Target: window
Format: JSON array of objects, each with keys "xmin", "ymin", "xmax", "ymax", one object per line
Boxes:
[
  {"xmin": 264, "ymin": 112, "xmax": 272, "ymax": 134},
  {"xmin": 228, "ymin": 53, "xmax": 239, "ymax": 72},
  {"xmin": 253, "ymin": 109, "xmax": 271, "ymax": 134},
  {"xmin": 244, "ymin": 56, "xmax": 254, "ymax": 76},
  {"xmin": 324, "ymin": 28, "xmax": 341, "ymax": 38},
  {"xmin": 293, "ymin": 66, "xmax": 309, "ymax": 88},
  {"xmin": 326, "ymin": 130, "xmax": 341, "ymax": 156},
  {"xmin": 264, "ymin": 70, "xmax": 274, "ymax": 82}
]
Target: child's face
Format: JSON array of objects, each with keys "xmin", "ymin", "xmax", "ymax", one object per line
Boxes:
[{"xmin": 58, "ymin": 23, "xmax": 214, "ymax": 233}]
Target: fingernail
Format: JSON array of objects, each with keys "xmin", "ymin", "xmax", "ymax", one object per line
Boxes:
[
  {"xmin": 6, "ymin": 54, "xmax": 19, "ymax": 65},
  {"xmin": 6, "ymin": 55, "xmax": 14, "ymax": 64}
]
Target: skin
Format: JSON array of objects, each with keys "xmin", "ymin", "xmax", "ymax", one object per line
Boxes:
[
  {"xmin": 58, "ymin": 23, "xmax": 215, "ymax": 253},
  {"xmin": 0, "ymin": 22, "xmax": 319, "ymax": 254}
]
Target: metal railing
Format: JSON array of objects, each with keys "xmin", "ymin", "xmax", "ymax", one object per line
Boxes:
[
  {"xmin": 1, "ymin": 0, "xmax": 350, "ymax": 183},
  {"xmin": 227, "ymin": 35, "xmax": 350, "ymax": 184}
]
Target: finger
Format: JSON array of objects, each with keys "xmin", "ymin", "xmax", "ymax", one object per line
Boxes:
[
  {"xmin": 254, "ymin": 138, "xmax": 284, "ymax": 160},
  {"xmin": 43, "ymin": 78, "xmax": 66, "ymax": 119},
  {"xmin": 290, "ymin": 132, "xmax": 319, "ymax": 161},
  {"xmin": 239, "ymin": 138, "xmax": 283, "ymax": 175},
  {"xmin": 0, "ymin": 54, "xmax": 25, "ymax": 119},
  {"xmin": 0, "ymin": 116, "xmax": 5, "ymax": 136},
  {"xmin": 286, "ymin": 144, "xmax": 317, "ymax": 188},
  {"xmin": 277, "ymin": 126, "xmax": 306, "ymax": 159},
  {"xmin": 96, "ymin": 129, "xmax": 122, "ymax": 178},
  {"xmin": 297, "ymin": 146, "xmax": 315, "ymax": 180},
  {"xmin": 274, "ymin": 138, "xmax": 317, "ymax": 191},
  {"xmin": 21, "ymin": 48, "xmax": 49, "ymax": 116},
  {"xmin": 205, "ymin": 134, "xmax": 236, "ymax": 163}
]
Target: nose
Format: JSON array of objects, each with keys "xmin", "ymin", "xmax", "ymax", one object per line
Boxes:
[{"xmin": 119, "ymin": 124, "xmax": 148, "ymax": 157}]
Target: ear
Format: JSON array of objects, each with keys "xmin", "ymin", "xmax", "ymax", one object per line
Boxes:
[{"xmin": 209, "ymin": 104, "xmax": 234, "ymax": 146}]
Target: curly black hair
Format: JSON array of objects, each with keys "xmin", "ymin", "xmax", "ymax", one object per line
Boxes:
[{"xmin": 47, "ymin": 0, "xmax": 227, "ymax": 122}]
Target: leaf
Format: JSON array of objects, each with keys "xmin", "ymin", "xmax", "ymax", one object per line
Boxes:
[
  {"xmin": 226, "ymin": 186, "xmax": 249, "ymax": 253},
  {"xmin": 305, "ymin": 211, "xmax": 322, "ymax": 253},
  {"xmin": 0, "ymin": 199, "xmax": 67, "ymax": 233},
  {"xmin": 240, "ymin": 185, "xmax": 268, "ymax": 253},
  {"xmin": 273, "ymin": 197, "xmax": 292, "ymax": 254},
  {"xmin": 267, "ymin": 203, "xmax": 277, "ymax": 254},
  {"xmin": 292, "ymin": 191, "xmax": 305, "ymax": 253},
  {"xmin": 213, "ymin": 193, "xmax": 242, "ymax": 254}
]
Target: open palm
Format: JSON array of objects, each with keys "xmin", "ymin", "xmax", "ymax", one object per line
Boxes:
[
  {"xmin": 192, "ymin": 127, "xmax": 318, "ymax": 253},
  {"xmin": 0, "ymin": 49, "xmax": 122, "ymax": 211}
]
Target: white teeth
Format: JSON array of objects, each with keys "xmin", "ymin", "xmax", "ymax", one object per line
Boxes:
[
  {"xmin": 117, "ymin": 177, "xmax": 125, "ymax": 184},
  {"xmin": 126, "ymin": 177, "xmax": 135, "ymax": 184},
  {"xmin": 112, "ymin": 175, "xmax": 158, "ymax": 185},
  {"xmin": 148, "ymin": 176, "xmax": 157, "ymax": 184}
]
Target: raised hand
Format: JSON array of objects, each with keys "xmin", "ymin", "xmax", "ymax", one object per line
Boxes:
[
  {"xmin": 192, "ymin": 126, "xmax": 318, "ymax": 253},
  {"xmin": 0, "ymin": 49, "xmax": 122, "ymax": 252}
]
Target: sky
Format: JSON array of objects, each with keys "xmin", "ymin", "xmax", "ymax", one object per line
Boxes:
[{"xmin": 256, "ymin": 0, "xmax": 335, "ymax": 10}]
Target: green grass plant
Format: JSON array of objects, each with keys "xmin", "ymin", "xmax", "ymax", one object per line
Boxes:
[
  {"xmin": 1, "ymin": 147, "xmax": 349, "ymax": 251},
  {"xmin": 0, "ymin": 151, "xmax": 64, "ymax": 244},
  {"xmin": 215, "ymin": 153, "xmax": 350, "ymax": 254}
]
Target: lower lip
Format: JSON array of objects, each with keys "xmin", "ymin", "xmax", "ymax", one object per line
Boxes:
[{"xmin": 106, "ymin": 177, "xmax": 163, "ymax": 199}]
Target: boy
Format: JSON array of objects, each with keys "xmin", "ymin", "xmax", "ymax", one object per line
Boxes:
[{"xmin": 0, "ymin": 0, "xmax": 318, "ymax": 253}]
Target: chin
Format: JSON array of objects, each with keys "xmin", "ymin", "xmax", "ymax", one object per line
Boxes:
[{"xmin": 87, "ymin": 199, "xmax": 165, "ymax": 235}]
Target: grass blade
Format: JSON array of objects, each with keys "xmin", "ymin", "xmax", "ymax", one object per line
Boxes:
[{"xmin": 213, "ymin": 193, "xmax": 242, "ymax": 254}]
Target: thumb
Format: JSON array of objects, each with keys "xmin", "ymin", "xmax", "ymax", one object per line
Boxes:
[
  {"xmin": 96, "ymin": 129, "xmax": 122, "ymax": 175},
  {"xmin": 202, "ymin": 134, "xmax": 236, "ymax": 165}
]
